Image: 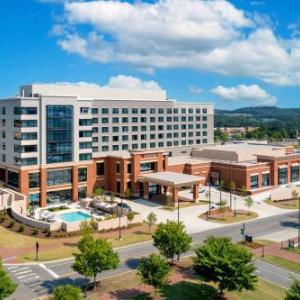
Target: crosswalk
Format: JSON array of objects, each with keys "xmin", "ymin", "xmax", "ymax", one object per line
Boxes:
[{"xmin": 6, "ymin": 265, "xmax": 50, "ymax": 297}]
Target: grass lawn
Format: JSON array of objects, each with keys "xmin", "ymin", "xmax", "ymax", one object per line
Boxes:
[
  {"xmin": 286, "ymin": 247, "xmax": 300, "ymax": 255},
  {"xmin": 0, "ymin": 224, "xmax": 154, "ymax": 262},
  {"xmin": 200, "ymin": 210, "xmax": 258, "ymax": 224},
  {"xmin": 265, "ymin": 199, "xmax": 298, "ymax": 209},
  {"xmin": 263, "ymin": 255, "xmax": 300, "ymax": 273},
  {"xmin": 162, "ymin": 201, "xmax": 208, "ymax": 211}
]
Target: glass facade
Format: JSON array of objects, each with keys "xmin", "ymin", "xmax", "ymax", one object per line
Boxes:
[
  {"xmin": 97, "ymin": 162, "xmax": 105, "ymax": 176},
  {"xmin": 140, "ymin": 162, "xmax": 156, "ymax": 172},
  {"xmin": 47, "ymin": 105, "xmax": 73, "ymax": 164},
  {"xmin": 47, "ymin": 189, "xmax": 72, "ymax": 205},
  {"xmin": 291, "ymin": 165, "xmax": 299, "ymax": 182},
  {"xmin": 47, "ymin": 169, "xmax": 72, "ymax": 186},
  {"xmin": 278, "ymin": 167, "xmax": 288, "ymax": 185},
  {"xmin": 78, "ymin": 186, "xmax": 87, "ymax": 199}
]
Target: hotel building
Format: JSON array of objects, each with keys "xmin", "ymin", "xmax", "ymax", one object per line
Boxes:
[{"xmin": 0, "ymin": 84, "xmax": 213, "ymax": 207}]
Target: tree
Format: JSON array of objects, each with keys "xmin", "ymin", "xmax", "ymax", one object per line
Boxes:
[
  {"xmin": 73, "ymin": 235, "xmax": 119, "ymax": 290},
  {"xmin": 127, "ymin": 211, "xmax": 135, "ymax": 225},
  {"xmin": 285, "ymin": 277, "xmax": 300, "ymax": 300},
  {"xmin": 193, "ymin": 236, "xmax": 257, "ymax": 296},
  {"xmin": 138, "ymin": 254, "xmax": 170, "ymax": 293},
  {"xmin": 153, "ymin": 220, "xmax": 192, "ymax": 262},
  {"xmin": 79, "ymin": 220, "xmax": 94, "ymax": 236},
  {"xmin": 51, "ymin": 285, "xmax": 83, "ymax": 300},
  {"xmin": 228, "ymin": 181, "xmax": 236, "ymax": 211},
  {"xmin": 145, "ymin": 212, "xmax": 157, "ymax": 232},
  {"xmin": 245, "ymin": 197, "xmax": 254, "ymax": 215},
  {"xmin": 241, "ymin": 185, "xmax": 248, "ymax": 198},
  {"xmin": 94, "ymin": 187, "xmax": 104, "ymax": 200},
  {"xmin": 0, "ymin": 258, "xmax": 17, "ymax": 300},
  {"xmin": 219, "ymin": 200, "xmax": 227, "ymax": 219}
]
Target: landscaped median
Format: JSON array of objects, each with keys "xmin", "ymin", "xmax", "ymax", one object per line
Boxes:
[
  {"xmin": 199, "ymin": 208, "xmax": 258, "ymax": 224},
  {"xmin": 266, "ymin": 198, "xmax": 299, "ymax": 209}
]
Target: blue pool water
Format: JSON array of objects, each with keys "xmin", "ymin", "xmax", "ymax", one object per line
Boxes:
[{"xmin": 59, "ymin": 211, "xmax": 91, "ymax": 223}]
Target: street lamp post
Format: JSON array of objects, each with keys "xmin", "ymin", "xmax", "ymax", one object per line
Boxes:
[
  {"xmin": 234, "ymin": 195, "xmax": 237, "ymax": 217},
  {"xmin": 177, "ymin": 196, "xmax": 180, "ymax": 223}
]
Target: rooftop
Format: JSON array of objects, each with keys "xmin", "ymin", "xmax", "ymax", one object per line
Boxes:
[{"xmin": 139, "ymin": 171, "xmax": 203, "ymax": 187}]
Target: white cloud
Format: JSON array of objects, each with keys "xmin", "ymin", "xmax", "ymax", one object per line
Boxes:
[
  {"xmin": 46, "ymin": 0, "xmax": 300, "ymax": 86},
  {"xmin": 38, "ymin": 75, "xmax": 162, "ymax": 90},
  {"xmin": 105, "ymin": 75, "xmax": 162, "ymax": 90},
  {"xmin": 189, "ymin": 86, "xmax": 203, "ymax": 94},
  {"xmin": 211, "ymin": 84, "xmax": 277, "ymax": 106}
]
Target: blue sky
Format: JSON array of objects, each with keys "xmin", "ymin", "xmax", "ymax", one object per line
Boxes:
[{"xmin": 1, "ymin": 0, "xmax": 300, "ymax": 109}]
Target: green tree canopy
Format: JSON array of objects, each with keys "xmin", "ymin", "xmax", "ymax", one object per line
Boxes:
[
  {"xmin": 285, "ymin": 277, "xmax": 300, "ymax": 300},
  {"xmin": 193, "ymin": 236, "xmax": 257, "ymax": 296},
  {"xmin": 245, "ymin": 197, "xmax": 254, "ymax": 215},
  {"xmin": 73, "ymin": 235, "xmax": 119, "ymax": 288},
  {"xmin": 138, "ymin": 254, "xmax": 170, "ymax": 291},
  {"xmin": 153, "ymin": 220, "xmax": 192, "ymax": 261},
  {"xmin": 50, "ymin": 284, "xmax": 83, "ymax": 300},
  {"xmin": 145, "ymin": 212, "xmax": 157, "ymax": 232},
  {"xmin": 0, "ymin": 258, "xmax": 17, "ymax": 300}
]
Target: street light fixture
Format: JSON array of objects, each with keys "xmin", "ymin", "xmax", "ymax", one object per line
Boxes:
[{"xmin": 118, "ymin": 197, "xmax": 123, "ymax": 240}]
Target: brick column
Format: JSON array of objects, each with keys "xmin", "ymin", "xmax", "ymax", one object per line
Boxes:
[
  {"xmin": 193, "ymin": 184, "xmax": 199, "ymax": 202},
  {"xmin": 40, "ymin": 168, "xmax": 47, "ymax": 207},
  {"xmin": 143, "ymin": 181, "xmax": 149, "ymax": 200},
  {"xmin": 172, "ymin": 187, "xmax": 178, "ymax": 206},
  {"xmin": 120, "ymin": 160, "xmax": 127, "ymax": 195},
  {"xmin": 72, "ymin": 166, "xmax": 78, "ymax": 202}
]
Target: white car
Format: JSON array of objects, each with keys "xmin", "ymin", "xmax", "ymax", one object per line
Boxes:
[{"xmin": 199, "ymin": 188, "xmax": 206, "ymax": 193}]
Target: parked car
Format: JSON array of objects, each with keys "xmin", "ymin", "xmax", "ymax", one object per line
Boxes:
[
  {"xmin": 117, "ymin": 202, "xmax": 132, "ymax": 212},
  {"xmin": 209, "ymin": 203, "xmax": 220, "ymax": 210},
  {"xmin": 199, "ymin": 188, "xmax": 206, "ymax": 193}
]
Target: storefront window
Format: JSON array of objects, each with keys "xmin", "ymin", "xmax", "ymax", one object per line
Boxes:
[
  {"xmin": 29, "ymin": 172, "xmax": 40, "ymax": 188},
  {"xmin": 262, "ymin": 173, "xmax": 270, "ymax": 187},
  {"xmin": 29, "ymin": 193, "xmax": 40, "ymax": 206},
  {"xmin": 7, "ymin": 171, "xmax": 19, "ymax": 188},
  {"xmin": 278, "ymin": 167, "xmax": 288, "ymax": 185},
  {"xmin": 291, "ymin": 165, "xmax": 299, "ymax": 182},
  {"xmin": 78, "ymin": 168, "xmax": 87, "ymax": 182},
  {"xmin": 96, "ymin": 162, "xmax": 105, "ymax": 176},
  {"xmin": 47, "ymin": 169, "xmax": 72, "ymax": 186},
  {"xmin": 78, "ymin": 187, "xmax": 87, "ymax": 200},
  {"xmin": 250, "ymin": 175, "xmax": 259, "ymax": 189},
  {"xmin": 140, "ymin": 162, "xmax": 156, "ymax": 172},
  {"xmin": 47, "ymin": 189, "xmax": 72, "ymax": 205}
]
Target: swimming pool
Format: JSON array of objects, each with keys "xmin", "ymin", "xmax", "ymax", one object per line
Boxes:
[{"xmin": 59, "ymin": 211, "xmax": 91, "ymax": 223}]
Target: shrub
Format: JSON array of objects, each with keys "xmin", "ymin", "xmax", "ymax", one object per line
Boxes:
[
  {"xmin": 32, "ymin": 228, "xmax": 39, "ymax": 236},
  {"xmin": 0, "ymin": 216, "xmax": 7, "ymax": 223},
  {"xmin": 8, "ymin": 220, "xmax": 15, "ymax": 228},
  {"xmin": 18, "ymin": 225, "xmax": 25, "ymax": 232}
]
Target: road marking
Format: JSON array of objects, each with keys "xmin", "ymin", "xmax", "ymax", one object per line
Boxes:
[
  {"xmin": 2, "ymin": 256, "xmax": 17, "ymax": 262},
  {"xmin": 39, "ymin": 263, "xmax": 59, "ymax": 279},
  {"xmin": 14, "ymin": 270, "xmax": 32, "ymax": 276},
  {"xmin": 11, "ymin": 267, "xmax": 29, "ymax": 273}
]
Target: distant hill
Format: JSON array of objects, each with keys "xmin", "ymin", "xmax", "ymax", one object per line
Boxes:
[{"xmin": 215, "ymin": 107, "xmax": 300, "ymax": 134}]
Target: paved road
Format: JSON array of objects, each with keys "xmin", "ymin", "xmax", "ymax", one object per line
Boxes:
[{"xmin": 5, "ymin": 211, "xmax": 300, "ymax": 300}]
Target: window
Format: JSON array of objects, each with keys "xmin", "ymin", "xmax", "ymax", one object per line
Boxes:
[
  {"xmin": 79, "ymin": 130, "xmax": 92, "ymax": 137},
  {"xmin": 262, "ymin": 173, "xmax": 270, "ymax": 187},
  {"xmin": 158, "ymin": 108, "xmax": 164, "ymax": 114},
  {"xmin": 14, "ymin": 132, "xmax": 37, "ymax": 140},
  {"xmin": 250, "ymin": 175, "xmax": 259, "ymax": 189},
  {"xmin": 112, "ymin": 117, "xmax": 119, "ymax": 123},
  {"xmin": 132, "ymin": 117, "xmax": 138, "ymax": 123},
  {"xmin": 78, "ymin": 187, "xmax": 87, "ymax": 200},
  {"xmin": 132, "ymin": 108, "xmax": 138, "ymax": 114},
  {"xmin": 122, "ymin": 144, "xmax": 128, "ymax": 150},
  {"xmin": 80, "ymin": 107, "xmax": 90, "ymax": 114},
  {"xmin": 78, "ymin": 168, "xmax": 87, "ymax": 182},
  {"xmin": 92, "ymin": 108, "xmax": 98, "ymax": 114},
  {"xmin": 122, "ymin": 108, "xmax": 128, "ymax": 114},
  {"xmin": 102, "ymin": 136, "xmax": 109, "ymax": 142},
  {"xmin": 113, "ymin": 136, "xmax": 119, "ymax": 142},
  {"xmin": 2, "ymin": 107, "xmax": 5, "ymax": 115},
  {"xmin": 14, "ymin": 157, "xmax": 37, "ymax": 166},
  {"xmin": 203, "ymin": 116, "xmax": 208, "ymax": 121},
  {"xmin": 92, "ymin": 118, "xmax": 98, "ymax": 124},
  {"xmin": 47, "ymin": 189, "xmax": 72, "ymax": 205},
  {"xmin": 116, "ymin": 162, "xmax": 121, "ymax": 174},
  {"xmin": 14, "ymin": 145, "xmax": 37, "ymax": 153},
  {"xmin": 96, "ymin": 162, "xmax": 105, "ymax": 176},
  {"xmin": 47, "ymin": 169, "xmax": 72, "ymax": 186},
  {"xmin": 92, "ymin": 127, "xmax": 98, "ymax": 133},
  {"xmin": 29, "ymin": 172, "xmax": 40, "ymax": 188},
  {"xmin": 102, "ymin": 127, "xmax": 109, "ymax": 133},
  {"xmin": 112, "ymin": 108, "xmax": 119, "ymax": 114},
  {"xmin": 29, "ymin": 194, "xmax": 40, "ymax": 206},
  {"xmin": 8, "ymin": 171, "xmax": 19, "ymax": 188},
  {"xmin": 122, "ymin": 135, "xmax": 128, "ymax": 141},
  {"xmin": 112, "ymin": 145, "xmax": 119, "ymax": 151},
  {"xmin": 140, "ymin": 162, "xmax": 156, "ymax": 172},
  {"xmin": 203, "ymin": 108, "xmax": 207, "ymax": 114},
  {"xmin": 14, "ymin": 120, "xmax": 37, "ymax": 128},
  {"xmin": 291, "ymin": 165, "xmax": 299, "ymax": 182},
  {"xmin": 47, "ymin": 105, "xmax": 73, "ymax": 164},
  {"xmin": 14, "ymin": 107, "xmax": 37, "ymax": 115},
  {"xmin": 141, "ymin": 108, "xmax": 147, "ymax": 114},
  {"xmin": 79, "ymin": 119, "xmax": 93, "ymax": 126},
  {"xmin": 92, "ymin": 137, "xmax": 98, "ymax": 143},
  {"xmin": 150, "ymin": 108, "xmax": 156, "ymax": 113},
  {"xmin": 79, "ymin": 153, "xmax": 92, "ymax": 161},
  {"xmin": 122, "ymin": 126, "xmax": 128, "ymax": 132},
  {"xmin": 278, "ymin": 167, "xmax": 288, "ymax": 185},
  {"xmin": 102, "ymin": 118, "xmax": 109, "ymax": 124},
  {"xmin": 102, "ymin": 146, "xmax": 109, "ymax": 151},
  {"xmin": 102, "ymin": 108, "xmax": 109, "ymax": 114},
  {"xmin": 79, "ymin": 142, "xmax": 92, "ymax": 149},
  {"xmin": 127, "ymin": 163, "xmax": 131, "ymax": 174}
]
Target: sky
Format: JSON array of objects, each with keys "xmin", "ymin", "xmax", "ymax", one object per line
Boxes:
[{"xmin": 1, "ymin": 0, "xmax": 300, "ymax": 109}]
